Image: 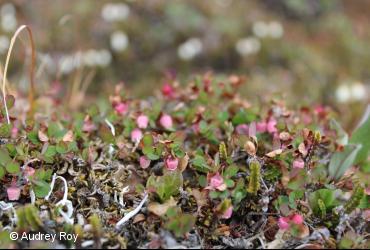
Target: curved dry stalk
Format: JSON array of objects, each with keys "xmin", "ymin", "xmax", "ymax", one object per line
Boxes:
[{"xmin": 1, "ymin": 25, "xmax": 36, "ymax": 124}]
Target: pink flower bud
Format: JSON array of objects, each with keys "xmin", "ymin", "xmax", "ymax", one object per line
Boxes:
[
  {"xmin": 256, "ymin": 121, "xmax": 267, "ymax": 133},
  {"xmin": 115, "ymin": 102, "xmax": 128, "ymax": 115},
  {"xmin": 24, "ymin": 166, "xmax": 35, "ymax": 178},
  {"xmin": 139, "ymin": 156, "xmax": 151, "ymax": 169},
  {"xmin": 7, "ymin": 185, "xmax": 21, "ymax": 201},
  {"xmin": 82, "ymin": 120, "xmax": 97, "ymax": 132},
  {"xmin": 11, "ymin": 127, "xmax": 18, "ymax": 138},
  {"xmin": 165, "ymin": 157, "xmax": 178, "ymax": 171},
  {"xmin": 136, "ymin": 115, "xmax": 149, "ymax": 129},
  {"xmin": 314, "ymin": 105, "xmax": 325, "ymax": 115},
  {"xmin": 160, "ymin": 114, "xmax": 173, "ymax": 129},
  {"xmin": 209, "ymin": 173, "xmax": 227, "ymax": 191},
  {"xmin": 291, "ymin": 214, "xmax": 304, "ymax": 225},
  {"xmin": 221, "ymin": 206, "xmax": 233, "ymax": 219},
  {"xmin": 267, "ymin": 118, "xmax": 278, "ymax": 134},
  {"xmin": 278, "ymin": 217, "xmax": 290, "ymax": 230},
  {"xmin": 192, "ymin": 123, "xmax": 200, "ymax": 134},
  {"xmin": 131, "ymin": 129, "xmax": 143, "ymax": 143},
  {"xmin": 293, "ymin": 158, "xmax": 305, "ymax": 169},
  {"xmin": 236, "ymin": 124, "xmax": 249, "ymax": 135},
  {"xmin": 162, "ymin": 83, "xmax": 174, "ymax": 97}
]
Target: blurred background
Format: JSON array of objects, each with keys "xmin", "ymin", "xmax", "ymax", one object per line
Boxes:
[{"xmin": 0, "ymin": 0, "xmax": 369, "ymax": 128}]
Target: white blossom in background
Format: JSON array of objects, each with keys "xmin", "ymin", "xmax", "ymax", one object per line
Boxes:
[
  {"xmin": 336, "ymin": 82, "xmax": 367, "ymax": 103},
  {"xmin": 83, "ymin": 50, "xmax": 100, "ymax": 67},
  {"xmin": 110, "ymin": 31, "xmax": 129, "ymax": 52},
  {"xmin": 81, "ymin": 49, "xmax": 112, "ymax": 68},
  {"xmin": 0, "ymin": 35, "xmax": 9, "ymax": 54},
  {"xmin": 59, "ymin": 55, "xmax": 75, "ymax": 74},
  {"xmin": 101, "ymin": 3, "xmax": 130, "ymax": 22},
  {"xmin": 1, "ymin": 3, "xmax": 15, "ymax": 16},
  {"xmin": 63, "ymin": 52, "xmax": 83, "ymax": 74},
  {"xmin": 96, "ymin": 49, "xmax": 112, "ymax": 67},
  {"xmin": 58, "ymin": 49, "xmax": 112, "ymax": 75},
  {"xmin": 268, "ymin": 21, "xmax": 284, "ymax": 39},
  {"xmin": 177, "ymin": 38, "xmax": 203, "ymax": 61},
  {"xmin": 38, "ymin": 53, "xmax": 57, "ymax": 74},
  {"xmin": 1, "ymin": 3, "xmax": 17, "ymax": 32},
  {"xmin": 252, "ymin": 21, "xmax": 284, "ymax": 39},
  {"xmin": 235, "ymin": 37, "xmax": 260, "ymax": 56},
  {"xmin": 350, "ymin": 82, "xmax": 367, "ymax": 101},
  {"xmin": 252, "ymin": 21, "xmax": 269, "ymax": 38}
]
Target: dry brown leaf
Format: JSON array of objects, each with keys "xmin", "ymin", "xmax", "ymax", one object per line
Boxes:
[
  {"xmin": 279, "ymin": 132, "xmax": 290, "ymax": 141},
  {"xmin": 133, "ymin": 214, "xmax": 146, "ymax": 224},
  {"xmin": 178, "ymin": 153, "xmax": 189, "ymax": 172},
  {"xmin": 266, "ymin": 149, "xmax": 283, "ymax": 158},
  {"xmin": 297, "ymin": 224, "xmax": 310, "ymax": 239},
  {"xmin": 298, "ymin": 142, "xmax": 308, "ymax": 157},
  {"xmin": 191, "ymin": 189, "xmax": 208, "ymax": 210},
  {"xmin": 38, "ymin": 130, "xmax": 49, "ymax": 142},
  {"xmin": 63, "ymin": 130, "xmax": 74, "ymax": 142},
  {"xmin": 244, "ymin": 140, "xmax": 256, "ymax": 155},
  {"xmin": 148, "ymin": 197, "xmax": 177, "ymax": 217}
]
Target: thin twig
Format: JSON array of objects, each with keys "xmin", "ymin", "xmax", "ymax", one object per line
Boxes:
[
  {"xmin": 116, "ymin": 193, "xmax": 148, "ymax": 230},
  {"xmin": 2, "ymin": 25, "xmax": 36, "ymax": 124}
]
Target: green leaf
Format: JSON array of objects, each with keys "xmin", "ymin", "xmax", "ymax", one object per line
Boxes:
[
  {"xmin": 56, "ymin": 142, "xmax": 69, "ymax": 154},
  {"xmin": 224, "ymin": 165, "xmax": 238, "ymax": 178},
  {"xmin": 5, "ymin": 161, "xmax": 20, "ymax": 174},
  {"xmin": 146, "ymin": 152, "xmax": 160, "ymax": 160},
  {"xmin": 47, "ymin": 122, "xmax": 65, "ymax": 139},
  {"xmin": 308, "ymin": 189, "xmax": 340, "ymax": 215},
  {"xmin": 146, "ymin": 171, "xmax": 183, "ymax": 202},
  {"xmin": 27, "ymin": 131, "xmax": 40, "ymax": 144},
  {"xmin": 217, "ymin": 111, "xmax": 229, "ymax": 123},
  {"xmin": 192, "ymin": 155, "xmax": 211, "ymax": 173},
  {"xmin": 350, "ymin": 110, "xmax": 370, "ymax": 164},
  {"xmin": 274, "ymin": 195, "xmax": 289, "ymax": 210},
  {"xmin": 225, "ymin": 179, "xmax": 235, "ymax": 188},
  {"xmin": 0, "ymin": 123, "xmax": 11, "ymax": 137},
  {"xmin": 330, "ymin": 118, "xmax": 348, "ymax": 145},
  {"xmin": 328, "ymin": 144, "xmax": 362, "ymax": 181},
  {"xmin": 33, "ymin": 180, "xmax": 51, "ymax": 198},
  {"xmin": 165, "ymin": 212, "xmax": 195, "ymax": 237},
  {"xmin": 5, "ymin": 95, "xmax": 15, "ymax": 109},
  {"xmin": 142, "ymin": 134, "xmax": 154, "ymax": 146},
  {"xmin": 289, "ymin": 190, "xmax": 304, "ymax": 209},
  {"xmin": 358, "ymin": 195, "xmax": 370, "ymax": 209},
  {"xmin": 0, "ymin": 148, "xmax": 12, "ymax": 166},
  {"xmin": 209, "ymin": 191, "xmax": 219, "ymax": 199},
  {"xmin": 0, "ymin": 166, "xmax": 5, "ymax": 179},
  {"xmin": 232, "ymin": 109, "xmax": 256, "ymax": 125},
  {"xmin": 198, "ymin": 175, "xmax": 207, "ymax": 187},
  {"xmin": 231, "ymin": 179, "xmax": 247, "ymax": 204},
  {"xmin": 44, "ymin": 145, "xmax": 57, "ymax": 158},
  {"xmin": 172, "ymin": 145, "xmax": 185, "ymax": 158}
]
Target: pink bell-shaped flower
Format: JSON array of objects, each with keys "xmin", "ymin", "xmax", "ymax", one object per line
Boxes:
[
  {"xmin": 160, "ymin": 114, "xmax": 173, "ymax": 129},
  {"xmin": 131, "ymin": 128, "xmax": 143, "ymax": 143},
  {"xmin": 293, "ymin": 158, "xmax": 305, "ymax": 169},
  {"xmin": 165, "ymin": 157, "xmax": 178, "ymax": 171},
  {"xmin": 278, "ymin": 217, "xmax": 290, "ymax": 230},
  {"xmin": 221, "ymin": 206, "xmax": 233, "ymax": 219},
  {"xmin": 7, "ymin": 185, "xmax": 21, "ymax": 201},
  {"xmin": 136, "ymin": 115, "xmax": 149, "ymax": 129},
  {"xmin": 139, "ymin": 156, "xmax": 151, "ymax": 169},
  {"xmin": 115, "ymin": 102, "xmax": 128, "ymax": 115}
]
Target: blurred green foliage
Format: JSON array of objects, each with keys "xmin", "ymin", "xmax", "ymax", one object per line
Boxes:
[{"xmin": 0, "ymin": 0, "xmax": 368, "ymax": 128}]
